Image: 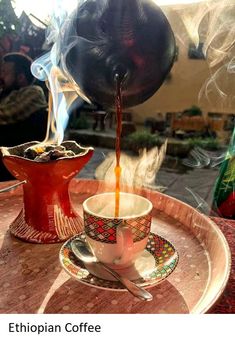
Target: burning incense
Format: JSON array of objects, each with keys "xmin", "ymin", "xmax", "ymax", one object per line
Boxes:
[{"xmin": 23, "ymin": 144, "xmax": 75, "ymax": 162}]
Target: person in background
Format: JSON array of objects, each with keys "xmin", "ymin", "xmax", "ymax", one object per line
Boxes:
[
  {"xmin": 0, "ymin": 52, "xmax": 48, "ymax": 180},
  {"xmin": 0, "ymin": 52, "xmax": 47, "ymax": 134}
]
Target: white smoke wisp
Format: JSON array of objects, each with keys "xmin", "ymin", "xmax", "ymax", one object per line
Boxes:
[
  {"xmin": 30, "ymin": 0, "xmax": 90, "ymax": 145},
  {"xmin": 159, "ymin": 0, "xmax": 235, "ymax": 110},
  {"xmin": 186, "ymin": 187, "xmax": 212, "ymax": 215},
  {"xmin": 202, "ymin": 0, "xmax": 235, "ymax": 68},
  {"xmin": 95, "ymin": 140, "xmax": 167, "ymax": 191},
  {"xmin": 194, "ymin": 1, "xmax": 235, "ymax": 107},
  {"xmin": 183, "ymin": 146, "xmax": 226, "ymax": 168},
  {"xmin": 168, "ymin": 0, "xmax": 235, "ymax": 66}
]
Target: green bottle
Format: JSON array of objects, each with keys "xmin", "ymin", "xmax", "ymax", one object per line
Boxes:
[{"xmin": 212, "ymin": 128, "xmax": 235, "ymax": 218}]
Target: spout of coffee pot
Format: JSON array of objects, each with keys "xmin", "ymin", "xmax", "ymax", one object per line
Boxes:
[
  {"xmin": 105, "ymin": 56, "xmax": 132, "ymax": 87},
  {"xmin": 111, "ymin": 64, "xmax": 129, "ymax": 85}
]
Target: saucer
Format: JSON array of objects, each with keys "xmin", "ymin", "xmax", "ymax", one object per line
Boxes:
[{"xmin": 59, "ymin": 232, "xmax": 179, "ymax": 291}]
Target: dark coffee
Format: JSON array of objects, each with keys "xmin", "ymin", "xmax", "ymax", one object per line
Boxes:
[{"xmin": 114, "ymin": 75, "xmax": 123, "ymax": 217}]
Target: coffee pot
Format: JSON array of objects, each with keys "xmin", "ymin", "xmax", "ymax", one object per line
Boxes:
[{"xmin": 61, "ymin": 0, "xmax": 176, "ymax": 108}]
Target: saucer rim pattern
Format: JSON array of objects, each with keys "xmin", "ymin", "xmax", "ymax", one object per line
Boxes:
[{"xmin": 59, "ymin": 232, "xmax": 179, "ymax": 291}]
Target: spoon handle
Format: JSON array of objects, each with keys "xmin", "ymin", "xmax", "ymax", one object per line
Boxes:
[
  {"xmin": 0, "ymin": 180, "xmax": 26, "ymax": 194},
  {"xmin": 98, "ymin": 261, "xmax": 153, "ymax": 301}
]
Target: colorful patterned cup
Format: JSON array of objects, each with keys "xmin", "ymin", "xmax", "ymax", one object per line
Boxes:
[{"xmin": 83, "ymin": 192, "xmax": 153, "ymax": 269}]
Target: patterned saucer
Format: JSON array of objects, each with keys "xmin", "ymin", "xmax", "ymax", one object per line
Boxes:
[{"xmin": 59, "ymin": 232, "xmax": 179, "ymax": 291}]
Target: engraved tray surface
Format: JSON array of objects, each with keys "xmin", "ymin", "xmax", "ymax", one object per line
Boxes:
[{"xmin": 0, "ymin": 179, "xmax": 231, "ymax": 314}]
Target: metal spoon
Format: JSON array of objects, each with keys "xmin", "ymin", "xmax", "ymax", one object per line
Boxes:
[
  {"xmin": 71, "ymin": 238, "xmax": 153, "ymax": 301},
  {"xmin": 0, "ymin": 180, "xmax": 26, "ymax": 193}
]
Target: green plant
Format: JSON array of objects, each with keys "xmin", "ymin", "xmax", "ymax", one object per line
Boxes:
[
  {"xmin": 187, "ymin": 137, "xmax": 220, "ymax": 150},
  {"xmin": 71, "ymin": 114, "xmax": 90, "ymax": 130},
  {"xmin": 126, "ymin": 130, "xmax": 160, "ymax": 153},
  {"xmin": 183, "ymin": 105, "xmax": 202, "ymax": 116}
]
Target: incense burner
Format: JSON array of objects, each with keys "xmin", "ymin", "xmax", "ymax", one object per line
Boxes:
[{"xmin": 1, "ymin": 141, "xmax": 93, "ymax": 243}]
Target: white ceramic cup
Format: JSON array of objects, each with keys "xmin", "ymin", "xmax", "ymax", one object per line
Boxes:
[{"xmin": 83, "ymin": 192, "xmax": 153, "ymax": 269}]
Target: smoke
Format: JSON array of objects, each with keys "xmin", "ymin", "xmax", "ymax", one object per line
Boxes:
[
  {"xmin": 183, "ymin": 147, "xmax": 226, "ymax": 168},
  {"xmin": 186, "ymin": 187, "xmax": 213, "ymax": 215},
  {"xmin": 31, "ymin": 53, "xmax": 88, "ymax": 144},
  {"xmin": 169, "ymin": 0, "xmax": 235, "ymax": 107},
  {"xmin": 201, "ymin": 0, "xmax": 235, "ymax": 68},
  {"xmin": 31, "ymin": 0, "xmax": 89, "ymax": 145},
  {"xmin": 161, "ymin": 0, "xmax": 235, "ymax": 65}
]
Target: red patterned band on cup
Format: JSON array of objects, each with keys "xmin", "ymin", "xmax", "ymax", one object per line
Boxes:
[{"xmin": 84, "ymin": 211, "xmax": 152, "ymax": 244}]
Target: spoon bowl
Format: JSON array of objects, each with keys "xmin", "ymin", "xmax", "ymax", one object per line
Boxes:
[
  {"xmin": 71, "ymin": 238, "xmax": 153, "ymax": 301},
  {"xmin": 71, "ymin": 238, "xmax": 98, "ymax": 264}
]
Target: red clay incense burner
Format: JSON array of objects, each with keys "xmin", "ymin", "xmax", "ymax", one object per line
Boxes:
[{"xmin": 1, "ymin": 141, "xmax": 94, "ymax": 243}]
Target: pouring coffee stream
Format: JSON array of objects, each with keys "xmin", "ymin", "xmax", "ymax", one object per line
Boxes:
[
  {"xmin": 114, "ymin": 73, "xmax": 123, "ymax": 217},
  {"xmin": 61, "ymin": 0, "xmax": 176, "ymax": 216}
]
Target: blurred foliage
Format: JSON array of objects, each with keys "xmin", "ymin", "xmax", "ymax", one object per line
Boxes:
[
  {"xmin": 187, "ymin": 137, "xmax": 220, "ymax": 150},
  {"xmin": 0, "ymin": 0, "xmax": 20, "ymax": 38},
  {"xmin": 70, "ymin": 113, "xmax": 90, "ymax": 130},
  {"xmin": 183, "ymin": 105, "xmax": 202, "ymax": 116},
  {"xmin": 127, "ymin": 130, "xmax": 161, "ymax": 153}
]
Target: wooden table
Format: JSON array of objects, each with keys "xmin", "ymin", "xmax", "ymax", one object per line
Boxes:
[{"xmin": 0, "ymin": 180, "xmax": 234, "ymax": 314}]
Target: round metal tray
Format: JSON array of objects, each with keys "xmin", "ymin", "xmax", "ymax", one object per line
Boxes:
[{"xmin": 0, "ymin": 179, "xmax": 231, "ymax": 314}]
